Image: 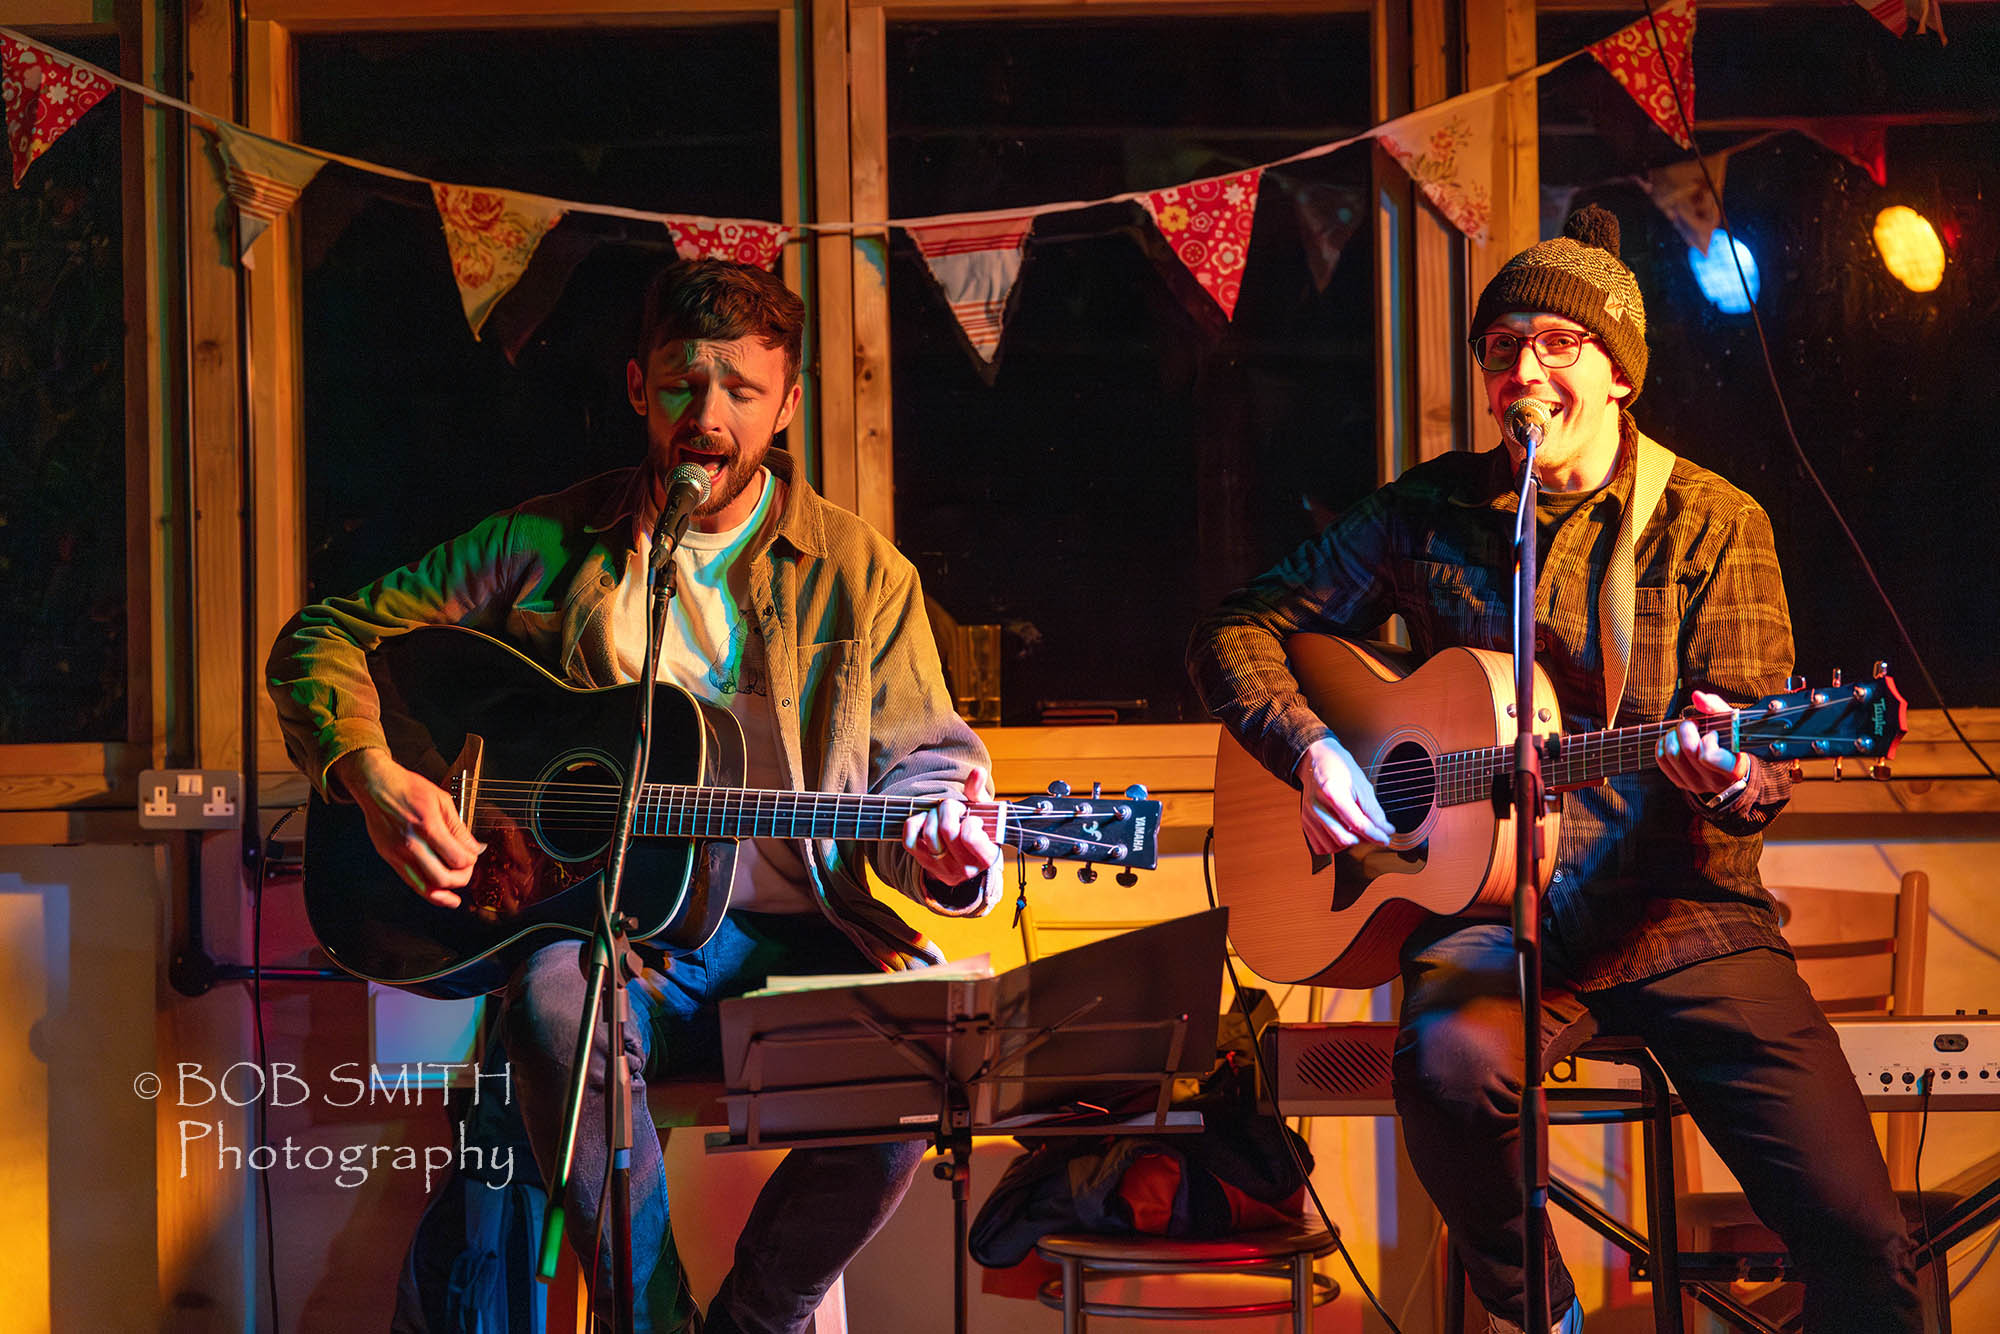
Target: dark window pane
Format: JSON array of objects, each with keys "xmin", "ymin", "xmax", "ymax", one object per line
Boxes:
[
  {"xmin": 1539, "ymin": 8, "xmax": 1998, "ymax": 705},
  {"xmin": 888, "ymin": 17, "xmax": 1376, "ymax": 725},
  {"xmin": 296, "ymin": 27, "xmax": 781, "ymax": 598},
  {"xmin": 0, "ymin": 34, "xmax": 126, "ymax": 744}
]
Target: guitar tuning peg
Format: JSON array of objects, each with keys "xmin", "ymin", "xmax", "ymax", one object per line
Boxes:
[
  {"xmin": 1870, "ymin": 761, "xmax": 1892, "ymax": 781},
  {"xmin": 1116, "ymin": 868, "xmax": 1139, "ymax": 888},
  {"xmin": 1076, "ymin": 864, "xmax": 1098, "ymax": 885},
  {"xmin": 1788, "ymin": 760, "xmax": 1804, "ymax": 782},
  {"xmin": 1833, "ymin": 756, "xmax": 1844, "ymax": 781},
  {"xmin": 1125, "ymin": 783, "xmax": 1149, "ymax": 800},
  {"xmin": 1873, "ymin": 661, "xmax": 1889, "ymax": 680},
  {"xmin": 1831, "ymin": 667, "xmax": 1843, "ymax": 687},
  {"xmin": 1091, "ymin": 781, "xmax": 1102, "ymax": 798},
  {"xmin": 1786, "ymin": 675, "xmax": 1807, "ymax": 692},
  {"xmin": 1040, "ymin": 858, "xmax": 1058, "ymax": 880},
  {"xmin": 1046, "ymin": 780, "xmax": 1071, "ymax": 797}
]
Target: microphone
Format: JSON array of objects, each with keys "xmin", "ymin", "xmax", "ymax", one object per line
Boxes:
[
  {"xmin": 1503, "ymin": 399, "xmax": 1551, "ymax": 452},
  {"xmin": 649, "ymin": 463, "xmax": 712, "ymax": 571}
]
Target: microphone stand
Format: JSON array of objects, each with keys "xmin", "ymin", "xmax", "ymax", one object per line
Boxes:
[
  {"xmin": 537, "ymin": 497, "xmax": 694, "ymax": 1334},
  {"xmin": 1509, "ymin": 430, "xmax": 1553, "ymax": 1334}
]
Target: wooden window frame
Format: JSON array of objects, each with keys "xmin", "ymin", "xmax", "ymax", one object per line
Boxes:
[{"xmin": 0, "ymin": 7, "xmax": 164, "ymax": 829}]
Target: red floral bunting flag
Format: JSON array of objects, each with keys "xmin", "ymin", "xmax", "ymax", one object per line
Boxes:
[
  {"xmin": 1140, "ymin": 169, "xmax": 1262, "ymax": 319},
  {"xmin": 1856, "ymin": 0, "xmax": 1945, "ymax": 42},
  {"xmin": 432, "ymin": 184, "xmax": 566, "ymax": 339},
  {"xmin": 1589, "ymin": 0, "xmax": 1698, "ymax": 150},
  {"xmin": 1376, "ymin": 90, "xmax": 1498, "ymax": 244},
  {"xmin": 1, "ymin": 33, "xmax": 113, "ymax": 187},
  {"xmin": 1798, "ymin": 118, "xmax": 1889, "ymax": 187},
  {"xmin": 211, "ymin": 123, "xmax": 326, "ymax": 261},
  {"xmin": 666, "ymin": 218, "xmax": 791, "ymax": 270},
  {"xmin": 906, "ymin": 214, "xmax": 1036, "ymax": 363}
]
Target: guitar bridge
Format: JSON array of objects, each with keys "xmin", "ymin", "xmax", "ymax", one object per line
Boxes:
[{"xmin": 448, "ymin": 733, "xmax": 486, "ymax": 829}]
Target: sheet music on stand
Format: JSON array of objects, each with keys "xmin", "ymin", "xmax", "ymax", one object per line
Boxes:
[
  {"xmin": 707, "ymin": 909, "xmax": 1229, "ymax": 1334},
  {"xmin": 710, "ymin": 908, "xmax": 1226, "ymax": 1150}
]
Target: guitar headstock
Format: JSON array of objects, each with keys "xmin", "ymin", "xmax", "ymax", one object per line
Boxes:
[
  {"xmin": 1003, "ymin": 781, "xmax": 1162, "ymax": 875},
  {"xmin": 1738, "ymin": 665, "xmax": 1908, "ymax": 763}
]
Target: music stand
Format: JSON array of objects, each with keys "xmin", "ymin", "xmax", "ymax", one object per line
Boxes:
[{"xmin": 707, "ymin": 909, "xmax": 1229, "ymax": 1334}]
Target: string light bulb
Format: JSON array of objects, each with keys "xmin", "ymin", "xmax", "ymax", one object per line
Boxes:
[{"xmin": 1873, "ymin": 206, "xmax": 1946, "ymax": 293}]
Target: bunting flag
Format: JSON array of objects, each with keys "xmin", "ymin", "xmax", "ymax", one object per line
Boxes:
[
  {"xmin": 1289, "ymin": 182, "xmax": 1368, "ymax": 293},
  {"xmin": 1376, "ymin": 90, "xmax": 1498, "ymax": 244},
  {"xmin": 1589, "ymin": 0, "xmax": 1698, "ymax": 150},
  {"xmin": 906, "ymin": 213, "xmax": 1036, "ymax": 363},
  {"xmin": 432, "ymin": 184, "xmax": 567, "ymax": 339},
  {"xmin": 1798, "ymin": 118, "xmax": 1890, "ymax": 187},
  {"xmin": 1644, "ymin": 153, "xmax": 1728, "ymax": 253},
  {"xmin": 210, "ymin": 124, "xmax": 326, "ymax": 261},
  {"xmin": 1139, "ymin": 168, "xmax": 1262, "ymax": 319},
  {"xmin": 1856, "ymin": 0, "xmax": 1946, "ymax": 42},
  {"xmin": 666, "ymin": 218, "xmax": 791, "ymax": 270},
  {"xmin": 0, "ymin": 33, "xmax": 113, "ymax": 187}
]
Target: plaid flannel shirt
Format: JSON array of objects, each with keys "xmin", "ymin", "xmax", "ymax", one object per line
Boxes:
[{"xmin": 1188, "ymin": 418, "xmax": 1795, "ymax": 988}]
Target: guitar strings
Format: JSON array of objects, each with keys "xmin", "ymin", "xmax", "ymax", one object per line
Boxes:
[
  {"xmin": 1335, "ymin": 694, "xmax": 1875, "ymax": 807},
  {"xmin": 453, "ymin": 789, "xmax": 1139, "ymax": 857}
]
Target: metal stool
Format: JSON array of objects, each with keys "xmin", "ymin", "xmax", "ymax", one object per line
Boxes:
[{"xmin": 1034, "ymin": 1217, "xmax": 1340, "ymax": 1331}]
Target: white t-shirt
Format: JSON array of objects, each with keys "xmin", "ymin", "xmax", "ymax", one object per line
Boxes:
[{"xmin": 611, "ymin": 468, "xmax": 814, "ymax": 914}]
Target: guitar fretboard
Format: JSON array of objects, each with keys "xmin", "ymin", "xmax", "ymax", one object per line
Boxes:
[
  {"xmin": 631, "ymin": 784, "xmax": 1000, "ymax": 843},
  {"xmin": 1434, "ymin": 717, "xmax": 1727, "ymax": 807}
]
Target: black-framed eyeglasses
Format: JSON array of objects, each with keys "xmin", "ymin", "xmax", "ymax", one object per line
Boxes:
[{"xmin": 1468, "ymin": 328, "xmax": 1597, "ymax": 373}]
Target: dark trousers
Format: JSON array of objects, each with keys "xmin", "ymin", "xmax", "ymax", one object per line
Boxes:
[
  {"xmin": 1392, "ymin": 924, "xmax": 1921, "ymax": 1331},
  {"xmin": 503, "ymin": 911, "xmax": 927, "ymax": 1334}
]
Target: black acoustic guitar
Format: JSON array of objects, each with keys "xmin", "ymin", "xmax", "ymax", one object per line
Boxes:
[{"xmin": 303, "ymin": 625, "xmax": 1161, "ymax": 998}]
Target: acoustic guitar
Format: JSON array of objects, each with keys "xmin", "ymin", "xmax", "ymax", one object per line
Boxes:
[
  {"xmin": 302, "ymin": 625, "xmax": 1161, "ymax": 998},
  {"xmin": 1212, "ymin": 634, "xmax": 1906, "ymax": 988}
]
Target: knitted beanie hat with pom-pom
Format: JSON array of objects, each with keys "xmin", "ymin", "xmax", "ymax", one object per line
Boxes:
[{"xmin": 1470, "ymin": 203, "xmax": 1649, "ymax": 399}]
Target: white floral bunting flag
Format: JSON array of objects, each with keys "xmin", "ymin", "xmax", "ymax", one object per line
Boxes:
[
  {"xmin": 666, "ymin": 218, "xmax": 791, "ymax": 270},
  {"xmin": 1644, "ymin": 153, "xmax": 1728, "ymax": 253},
  {"xmin": 1589, "ymin": 0, "xmax": 1698, "ymax": 150},
  {"xmin": 906, "ymin": 213, "xmax": 1036, "ymax": 363},
  {"xmin": 1375, "ymin": 90, "xmax": 1498, "ymax": 244},
  {"xmin": 1, "ymin": 33, "xmax": 113, "ymax": 187},
  {"xmin": 1140, "ymin": 168, "xmax": 1262, "ymax": 319},
  {"xmin": 212, "ymin": 123, "xmax": 326, "ymax": 261},
  {"xmin": 432, "ymin": 184, "xmax": 566, "ymax": 339}
]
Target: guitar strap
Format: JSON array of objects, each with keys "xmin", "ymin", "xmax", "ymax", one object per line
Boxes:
[{"xmin": 1600, "ymin": 432, "xmax": 1676, "ymax": 726}]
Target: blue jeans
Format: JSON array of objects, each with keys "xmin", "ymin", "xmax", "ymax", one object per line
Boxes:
[
  {"xmin": 1392, "ymin": 925, "xmax": 1920, "ymax": 1331},
  {"xmin": 503, "ymin": 911, "xmax": 928, "ymax": 1333}
]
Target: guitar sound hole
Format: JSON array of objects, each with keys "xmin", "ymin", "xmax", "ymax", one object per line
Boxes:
[
  {"xmin": 1376, "ymin": 740, "xmax": 1436, "ymax": 835},
  {"xmin": 532, "ymin": 752, "xmax": 619, "ymax": 863}
]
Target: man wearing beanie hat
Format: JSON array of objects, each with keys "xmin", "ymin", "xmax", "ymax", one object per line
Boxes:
[{"xmin": 1189, "ymin": 206, "xmax": 1919, "ymax": 1333}]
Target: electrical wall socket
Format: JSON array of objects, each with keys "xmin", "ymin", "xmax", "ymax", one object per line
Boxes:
[{"xmin": 138, "ymin": 769, "xmax": 243, "ymax": 829}]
